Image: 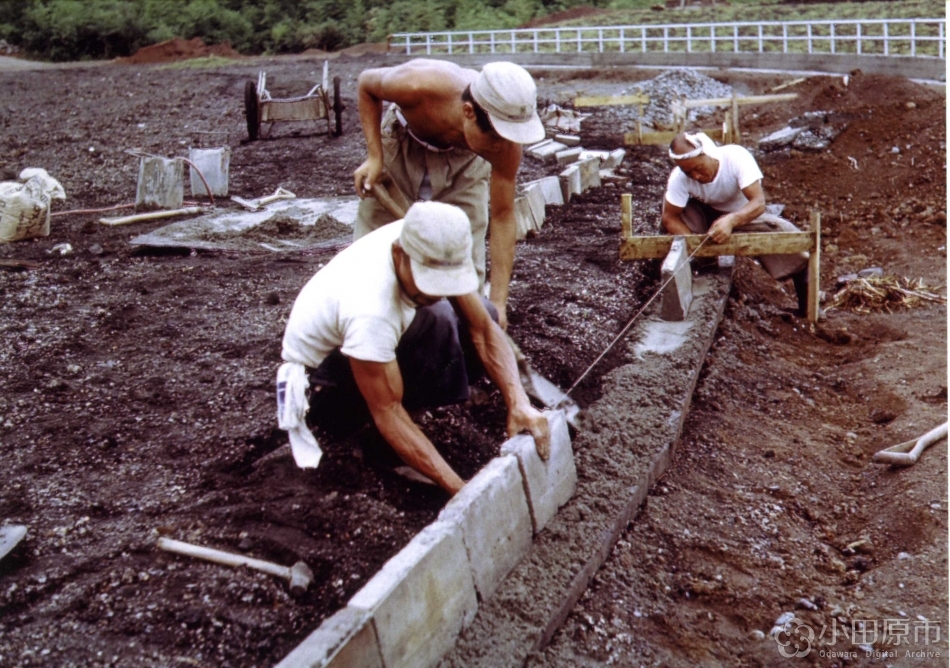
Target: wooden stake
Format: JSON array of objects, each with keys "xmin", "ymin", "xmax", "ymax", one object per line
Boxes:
[
  {"xmin": 621, "ymin": 194, "xmax": 632, "ymax": 240},
  {"xmin": 731, "ymin": 92, "xmax": 740, "ymax": 144},
  {"xmin": 807, "ymin": 210, "xmax": 821, "ymax": 323}
]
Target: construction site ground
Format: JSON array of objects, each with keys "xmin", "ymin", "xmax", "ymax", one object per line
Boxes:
[{"xmin": 0, "ymin": 51, "xmax": 946, "ymax": 667}]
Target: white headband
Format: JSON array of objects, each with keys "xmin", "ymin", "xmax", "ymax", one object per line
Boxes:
[{"xmin": 669, "ymin": 133, "xmax": 704, "ymax": 161}]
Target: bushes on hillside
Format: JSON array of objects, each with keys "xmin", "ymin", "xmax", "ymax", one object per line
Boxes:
[{"xmin": 1, "ymin": 0, "xmax": 605, "ymax": 61}]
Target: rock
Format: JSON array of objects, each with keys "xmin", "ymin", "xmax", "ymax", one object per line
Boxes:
[{"xmin": 759, "ymin": 126, "xmax": 802, "ymax": 151}]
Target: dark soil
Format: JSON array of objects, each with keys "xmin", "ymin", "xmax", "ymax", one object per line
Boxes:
[{"xmin": 0, "ymin": 54, "xmax": 945, "ymax": 667}]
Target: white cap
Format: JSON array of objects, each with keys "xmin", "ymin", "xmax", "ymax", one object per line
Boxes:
[
  {"xmin": 470, "ymin": 62, "xmax": 545, "ymax": 145},
  {"xmin": 399, "ymin": 202, "xmax": 478, "ymax": 297}
]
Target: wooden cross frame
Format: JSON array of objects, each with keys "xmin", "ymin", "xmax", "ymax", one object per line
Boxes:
[{"xmin": 619, "ymin": 194, "xmax": 822, "ymax": 323}]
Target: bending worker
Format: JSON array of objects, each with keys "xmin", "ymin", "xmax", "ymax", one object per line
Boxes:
[
  {"xmin": 277, "ymin": 201, "xmax": 550, "ymax": 496},
  {"xmin": 661, "ymin": 131, "xmax": 813, "ymax": 317},
  {"xmin": 353, "ymin": 58, "xmax": 546, "ymax": 330}
]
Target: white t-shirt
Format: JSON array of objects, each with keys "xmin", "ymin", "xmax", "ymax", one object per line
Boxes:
[
  {"xmin": 665, "ymin": 136, "xmax": 763, "ymax": 213},
  {"xmin": 281, "ymin": 221, "xmax": 418, "ymax": 368}
]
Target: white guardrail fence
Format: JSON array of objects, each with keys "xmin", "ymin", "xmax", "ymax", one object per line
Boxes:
[{"xmin": 390, "ymin": 18, "xmax": 945, "ymax": 60}]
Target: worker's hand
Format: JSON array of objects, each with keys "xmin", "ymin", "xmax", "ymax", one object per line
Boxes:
[
  {"xmin": 508, "ymin": 406, "xmax": 550, "ymax": 461},
  {"xmin": 491, "ymin": 298, "xmax": 508, "ymax": 331},
  {"xmin": 707, "ymin": 214, "xmax": 738, "ymax": 244},
  {"xmin": 353, "ymin": 158, "xmax": 383, "ymax": 198}
]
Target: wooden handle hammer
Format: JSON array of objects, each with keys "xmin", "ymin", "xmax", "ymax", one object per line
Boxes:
[{"xmin": 370, "ymin": 182, "xmax": 409, "ymax": 220}]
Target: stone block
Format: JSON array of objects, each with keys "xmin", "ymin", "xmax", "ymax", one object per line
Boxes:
[
  {"xmin": 525, "ymin": 176, "xmax": 564, "ymax": 206},
  {"xmin": 500, "ymin": 410, "xmax": 576, "ymax": 534},
  {"xmin": 577, "ymin": 157, "xmax": 602, "ymax": 192},
  {"xmin": 275, "ymin": 607, "xmax": 383, "ymax": 668},
  {"xmin": 555, "ymin": 147, "xmax": 583, "ymax": 165},
  {"xmin": 527, "ymin": 140, "xmax": 567, "ymax": 163},
  {"xmin": 604, "ymin": 148, "xmax": 627, "ymax": 169},
  {"xmin": 660, "ymin": 236, "xmax": 693, "ymax": 321},
  {"xmin": 513, "ymin": 195, "xmax": 535, "ymax": 241},
  {"xmin": 524, "ymin": 183, "xmax": 546, "ymax": 232},
  {"xmin": 438, "ymin": 455, "xmax": 532, "ymax": 601},
  {"xmin": 559, "ymin": 165, "xmax": 581, "ymax": 203},
  {"xmin": 579, "ymin": 150, "xmax": 610, "ymax": 163},
  {"xmin": 555, "ymin": 134, "xmax": 581, "ymax": 146},
  {"xmin": 348, "ymin": 521, "xmax": 477, "ymax": 668}
]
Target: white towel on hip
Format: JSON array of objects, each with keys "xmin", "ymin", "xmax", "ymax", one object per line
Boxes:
[{"xmin": 276, "ymin": 362, "xmax": 322, "ymax": 468}]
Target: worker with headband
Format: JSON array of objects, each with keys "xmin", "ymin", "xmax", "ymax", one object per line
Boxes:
[
  {"xmin": 352, "ymin": 59, "xmax": 546, "ymax": 331},
  {"xmin": 661, "ymin": 131, "xmax": 814, "ymax": 318}
]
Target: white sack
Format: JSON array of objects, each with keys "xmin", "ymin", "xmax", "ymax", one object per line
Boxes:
[{"xmin": 0, "ymin": 168, "xmax": 66, "ymax": 243}]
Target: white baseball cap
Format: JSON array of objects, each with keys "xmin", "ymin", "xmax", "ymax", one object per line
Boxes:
[
  {"xmin": 470, "ymin": 62, "xmax": 545, "ymax": 145},
  {"xmin": 399, "ymin": 202, "xmax": 478, "ymax": 297}
]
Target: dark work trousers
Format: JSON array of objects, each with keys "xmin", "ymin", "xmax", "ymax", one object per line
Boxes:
[{"xmin": 306, "ymin": 298, "xmax": 498, "ymax": 436}]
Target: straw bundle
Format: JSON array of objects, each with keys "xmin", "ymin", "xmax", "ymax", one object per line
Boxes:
[{"xmin": 829, "ymin": 276, "xmax": 946, "ymax": 314}]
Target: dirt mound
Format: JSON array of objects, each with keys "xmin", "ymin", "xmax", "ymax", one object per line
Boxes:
[
  {"xmin": 118, "ymin": 37, "xmax": 242, "ymax": 64},
  {"xmin": 520, "ymin": 6, "xmax": 608, "ymax": 29}
]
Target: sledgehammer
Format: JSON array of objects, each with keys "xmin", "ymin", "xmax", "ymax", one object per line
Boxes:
[{"xmin": 157, "ymin": 536, "xmax": 314, "ymax": 594}]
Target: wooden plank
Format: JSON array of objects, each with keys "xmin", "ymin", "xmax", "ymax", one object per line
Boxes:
[
  {"xmin": 621, "ymin": 194, "xmax": 632, "ymax": 239},
  {"xmin": 574, "ymin": 94, "xmax": 650, "ymax": 108},
  {"xmin": 624, "ymin": 128, "xmax": 724, "ymax": 146},
  {"xmin": 770, "ymin": 77, "xmax": 807, "ymax": 92},
  {"xmin": 676, "ymin": 93, "xmax": 797, "ymax": 109},
  {"xmin": 260, "ymin": 97, "xmax": 325, "ymax": 122},
  {"xmin": 807, "ymin": 211, "xmax": 821, "ymax": 323},
  {"xmin": 619, "ymin": 232, "xmax": 815, "ymax": 260}
]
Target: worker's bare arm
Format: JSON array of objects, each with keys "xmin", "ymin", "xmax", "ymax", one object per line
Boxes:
[
  {"xmin": 661, "ymin": 199, "xmax": 692, "ymax": 236},
  {"xmin": 486, "ymin": 144, "xmax": 521, "ymax": 330},
  {"xmin": 354, "ymin": 60, "xmax": 468, "ymax": 195},
  {"xmin": 349, "ymin": 356, "xmax": 465, "ymax": 494},
  {"xmin": 451, "ymin": 294, "xmax": 550, "ymax": 460},
  {"xmin": 707, "ymin": 179, "xmax": 766, "ymax": 243}
]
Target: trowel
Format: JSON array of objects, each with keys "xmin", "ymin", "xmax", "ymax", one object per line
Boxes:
[{"xmin": 507, "ymin": 335, "xmax": 580, "ymax": 428}]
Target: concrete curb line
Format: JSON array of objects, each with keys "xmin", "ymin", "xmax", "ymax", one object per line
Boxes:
[
  {"xmin": 440, "ymin": 271, "xmax": 733, "ymax": 667},
  {"xmin": 276, "ymin": 412, "xmax": 575, "ymax": 668}
]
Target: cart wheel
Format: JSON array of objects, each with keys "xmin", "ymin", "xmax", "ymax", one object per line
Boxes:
[
  {"xmin": 332, "ymin": 76, "xmax": 343, "ymax": 137},
  {"xmin": 244, "ymin": 80, "xmax": 259, "ymax": 141}
]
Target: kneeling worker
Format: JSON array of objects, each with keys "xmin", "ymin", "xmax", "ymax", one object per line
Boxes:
[
  {"xmin": 277, "ymin": 201, "xmax": 550, "ymax": 495},
  {"xmin": 661, "ymin": 131, "xmax": 813, "ymax": 317}
]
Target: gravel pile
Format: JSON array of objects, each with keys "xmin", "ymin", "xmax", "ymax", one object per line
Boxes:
[{"xmin": 624, "ymin": 68, "xmax": 735, "ymax": 129}]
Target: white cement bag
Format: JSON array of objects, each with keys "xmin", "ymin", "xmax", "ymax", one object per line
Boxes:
[{"xmin": 0, "ymin": 168, "xmax": 66, "ymax": 243}]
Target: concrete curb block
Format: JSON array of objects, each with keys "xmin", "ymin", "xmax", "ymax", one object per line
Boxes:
[
  {"xmin": 348, "ymin": 520, "xmax": 478, "ymax": 668},
  {"xmin": 276, "ymin": 607, "xmax": 383, "ymax": 668},
  {"xmin": 278, "ymin": 413, "xmax": 573, "ymax": 668},
  {"xmin": 660, "ymin": 236, "xmax": 693, "ymax": 321},
  {"xmin": 501, "ymin": 410, "xmax": 576, "ymax": 535},
  {"xmin": 438, "ymin": 455, "xmax": 533, "ymax": 601}
]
